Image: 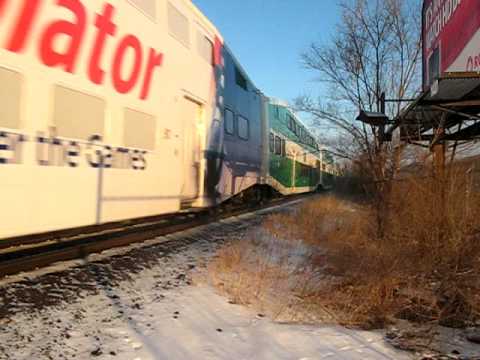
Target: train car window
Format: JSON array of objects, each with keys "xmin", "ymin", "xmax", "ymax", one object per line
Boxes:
[
  {"xmin": 198, "ymin": 32, "xmax": 213, "ymax": 65},
  {"xmin": 274, "ymin": 136, "xmax": 282, "ymax": 155},
  {"xmin": 224, "ymin": 109, "xmax": 235, "ymax": 135},
  {"xmin": 127, "ymin": 0, "xmax": 156, "ymax": 21},
  {"xmin": 274, "ymin": 106, "xmax": 280, "ymax": 119},
  {"xmin": 289, "ymin": 116, "xmax": 295, "ymax": 131},
  {"xmin": 168, "ymin": 2, "xmax": 190, "ymax": 47},
  {"xmin": 53, "ymin": 86, "xmax": 105, "ymax": 140},
  {"xmin": 0, "ymin": 67, "xmax": 21, "ymax": 129},
  {"xmin": 235, "ymin": 67, "xmax": 248, "ymax": 91},
  {"xmin": 124, "ymin": 108, "xmax": 156, "ymax": 150},
  {"xmin": 301, "ymin": 164, "xmax": 310, "ymax": 178},
  {"xmin": 281, "ymin": 139, "xmax": 286, "ymax": 157},
  {"xmin": 237, "ymin": 115, "xmax": 249, "ymax": 140},
  {"xmin": 269, "ymin": 133, "xmax": 275, "ymax": 153}
]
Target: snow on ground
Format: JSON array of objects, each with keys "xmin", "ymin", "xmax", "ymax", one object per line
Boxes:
[
  {"xmin": 0, "ymin": 200, "xmax": 412, "ymax": 360},
  {"xmin": 1, "ymin": 285, "xmax": 411, "ymax": 360}
]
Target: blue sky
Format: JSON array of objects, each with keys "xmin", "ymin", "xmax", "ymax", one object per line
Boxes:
[{"xmin": 192, "ymin": 0, "xmax": 341, "ymax": 103}]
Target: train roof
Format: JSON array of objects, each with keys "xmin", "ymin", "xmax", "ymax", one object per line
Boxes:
[
  {"xmin": 267, "ymin": 97, "xmax": 317, "ymax": 135},
  {"xmin": 181, "ymin": 0, "xmax": 223, "ymax": 42}
]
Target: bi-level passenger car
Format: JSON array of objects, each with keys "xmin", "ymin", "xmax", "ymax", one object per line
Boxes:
[{"xmin": 264, "ymin": 99, "xmax": 335, "ymax": 194}]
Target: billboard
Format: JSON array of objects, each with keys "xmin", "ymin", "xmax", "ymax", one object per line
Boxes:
[{"xmin": 423, "ymin": 0, "xmax": 480, "ymax": 89}]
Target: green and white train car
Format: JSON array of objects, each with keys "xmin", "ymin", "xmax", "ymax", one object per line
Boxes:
[{"xmin": 262, "ymin": 98, "xmax": 335, "ymax": 195}]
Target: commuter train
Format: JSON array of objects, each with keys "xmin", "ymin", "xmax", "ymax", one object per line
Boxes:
[{"xmin": 0, "ymin": 0, "xmax": 335, "ymax": 239}]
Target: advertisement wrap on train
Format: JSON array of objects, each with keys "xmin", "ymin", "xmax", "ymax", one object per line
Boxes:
[
  {"xmin": 0, "ymin": 0, "xmax": 164, "ymax": 100},
  {"xmin": 0, "ymin": 0, "xmax": 335, "ymax": 240}
]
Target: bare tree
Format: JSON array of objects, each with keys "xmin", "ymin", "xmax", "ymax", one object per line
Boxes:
[
  {"xmin": 296, "ymin": 0, "xmax": 422, "ymax": 237},
  {"xmin": 297, "ymin": 0, "xmax": 422, "ymax": 177}
]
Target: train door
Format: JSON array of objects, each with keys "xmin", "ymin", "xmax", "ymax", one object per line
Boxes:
[{"xmin": 180, "ymin": 97, "xmax": 201, "ymax": 202}]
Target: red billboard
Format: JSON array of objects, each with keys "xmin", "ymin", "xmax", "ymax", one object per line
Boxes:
[{"xmin": 423, "ymin": 0, "xmax": 480, "ymax": 89}]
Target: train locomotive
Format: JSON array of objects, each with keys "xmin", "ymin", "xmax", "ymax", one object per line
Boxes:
[{"xmin": 0, "ymin": 0, "xmax": 335, "ymax": 240}]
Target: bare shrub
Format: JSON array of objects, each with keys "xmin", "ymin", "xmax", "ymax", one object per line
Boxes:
[
  {"xmin": 206, "ymin": 223, "xmax": 333, "ymax": 322},
  {"xmin": 263, "ymin": 196, "xmax": 359, "ymax": 246}
]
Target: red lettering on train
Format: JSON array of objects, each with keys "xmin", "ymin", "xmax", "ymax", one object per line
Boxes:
[
  {"xmin": 112, "ymin": 35, "xmax": 143, "ymax": 94},
  {"xmin": 39, "ymin": 0, "xmax": 86, "ymax": 73},
  {"xmin": 214, "ymin": 36, "xmax": 222, "ymax": 67},
  {"xmin": 140, "ymin": 49, "xmax": 163, "ymax": 100},
  {"xmin": 6, "ymin": 0, "xmax": 41, "ymax": 52},
  {"xmin": 0, "ymin": 0, "xmax": 7, "ymax": 17},
  {"xmin": 89, "ymin": 3, "xmax": 117, "ymax": 85},
  {"xmin": 1, "ymin": 0, "xmax": 163, "ymax": 100}
]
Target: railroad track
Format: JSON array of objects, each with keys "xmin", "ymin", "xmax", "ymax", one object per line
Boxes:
[{"xmin": 0, "ymin": 194, "xmax": 313, "ymax": 278}]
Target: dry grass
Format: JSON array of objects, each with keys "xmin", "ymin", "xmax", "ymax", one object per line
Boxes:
[
  {"xmin": 206, "ymin": 228, "xmax": 329, "ymax": 322},
  {"xmin": 207, "ymin": 165, "xmax": 480, "ymax": 329},
  {"xmin": 314, "ymin": 166, "xmax": 480, "ymax": 328}
]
